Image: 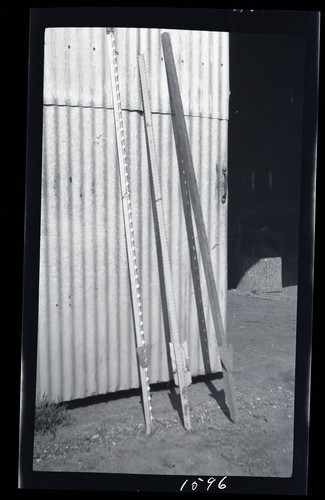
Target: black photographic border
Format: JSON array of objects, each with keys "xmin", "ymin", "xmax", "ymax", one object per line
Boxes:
[{"xmin": 18, "ymin": 5, "xmax": 320, "ymax": 494}]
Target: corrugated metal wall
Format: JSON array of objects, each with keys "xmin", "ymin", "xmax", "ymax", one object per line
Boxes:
[{"xmin": 37, "ymin": 27, "xmax": 229, "ymax": 402}]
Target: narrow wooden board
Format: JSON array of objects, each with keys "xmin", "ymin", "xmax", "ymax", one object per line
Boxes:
[{"xmin": 138, "ymin": 54, "xmax": 192, "ymax": 430}]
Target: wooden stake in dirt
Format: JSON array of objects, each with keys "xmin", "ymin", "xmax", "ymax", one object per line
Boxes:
[
  {"xmin": 106, "ymin": 29, "xmax": 153, "ymax": 434},
  {"xmin": 161, "ymin": 32, "xmax": 238, "ymax": 423},
  {"xmin": 138, "ymin": 54, "xmax": 192, "ymax": 431}
]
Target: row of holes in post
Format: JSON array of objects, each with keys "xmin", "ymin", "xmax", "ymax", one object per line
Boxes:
[
  {"xmin": 111, "ymin": 33, "xmax": 153, "ymax": 418},
  {"xmin": 180, "ymin": 154, "xmax": 210, "ymax": 366}
]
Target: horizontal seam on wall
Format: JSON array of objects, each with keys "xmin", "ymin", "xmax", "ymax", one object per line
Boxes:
[{"xmin": 43, "ymin": 102, "xmax": 229, "ymax": 121}]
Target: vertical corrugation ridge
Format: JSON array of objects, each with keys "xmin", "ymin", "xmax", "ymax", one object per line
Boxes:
[
  {"xmin": 42, "ymin": 110, "xmax": 51, "ymax": 398},
  {"xmin": 53, "ymin": 104, "xmax": 61, "ymax": 400},
  {"xmin": 90, "ymin": 33, "xmax": 99, "ymax": 392},
  {"xmin": 67, "ymin": 54, "xmax": 75, "ymax": 401},
  {"xmin": 100, "ymin": 29, "xmax": 108, "ymax": 396},
  {"xmin": 86, "ymin": 42, "xmax": 96, "ymax": 396},
  {"xmin": 60, "ymin": 107, "xmax": 70, "ymax": 401},
  {"xmin": 78, "ymin": 105, "xmax": 86, "ymax": 398},
  {"xmin": 90, "ymin": 106, "xmax": 98, "ymax": 392}
]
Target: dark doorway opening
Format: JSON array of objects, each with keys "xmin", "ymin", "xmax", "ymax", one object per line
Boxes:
[{"xmin": 228, "ymin": 33, "xmax": 305, "ymax": 290}]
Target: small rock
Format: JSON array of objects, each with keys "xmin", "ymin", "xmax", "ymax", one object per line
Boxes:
[{"xmin": 90, "ymin": 433, "xmax": 99, "ymax": 441}]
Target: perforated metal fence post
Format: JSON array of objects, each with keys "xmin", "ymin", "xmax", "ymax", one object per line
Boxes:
[
  {"xmin": 107, "ymin": 29, "xmax": 153, "ymax": 434},
  {"xmin": 161, "ymin": 32, "xmax": 238, "ymax": 423}
]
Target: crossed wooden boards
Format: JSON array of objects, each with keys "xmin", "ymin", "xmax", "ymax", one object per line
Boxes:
[{"xmin": 110, "ymin": 30, "xmax": 238, "ymax": 432}]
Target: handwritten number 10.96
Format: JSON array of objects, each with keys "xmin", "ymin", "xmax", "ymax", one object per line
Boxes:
[{"xmin": 180, "ymin": 476, "xmax": 227, "ymax": 492}]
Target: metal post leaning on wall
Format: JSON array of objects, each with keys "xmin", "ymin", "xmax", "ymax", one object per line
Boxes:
[
  {"xmin": 138, "ymin": 54, "xmax": 192, "ymax": 431},
  {"xmin": 106, "ymin": 28, "xmax": 153, "ymax": 434},
  {"xmin": 161, "ymin": 32, "xmax": 238, "ymax": 423}
]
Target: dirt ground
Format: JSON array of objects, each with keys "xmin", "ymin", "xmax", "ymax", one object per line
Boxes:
[{"xmin": 33, "ymin": 285, "xmax": 297, "ymax": 477}]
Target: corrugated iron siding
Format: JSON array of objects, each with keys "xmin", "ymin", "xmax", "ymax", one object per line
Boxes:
[
  {"xmin": 43, "ymin": 27, "xmax": 229, "ymax": 119},
  {"xmin": 37, "ymin": 27, "xmax": 229, "ymax": 402}
]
